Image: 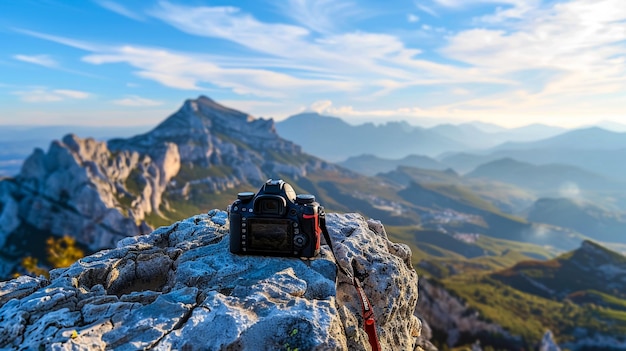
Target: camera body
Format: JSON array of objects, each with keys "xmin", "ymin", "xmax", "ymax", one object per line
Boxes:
[{"xmin": 228, "ymin": 179, "xmax": 323, "ymax": 258}]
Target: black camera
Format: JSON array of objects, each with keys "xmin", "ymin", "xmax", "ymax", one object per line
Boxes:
[{"xmin": 228, "ymin": 179, "xmax": 323, "ymax": 258}]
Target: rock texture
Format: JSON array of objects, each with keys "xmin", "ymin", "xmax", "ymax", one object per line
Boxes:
[{"xmin": 0, "ymin": 210, "xmax": 427, "ymax": 350}]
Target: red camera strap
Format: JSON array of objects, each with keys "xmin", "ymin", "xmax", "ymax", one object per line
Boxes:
[{"xmin": 320, "ymin": 213, "xmax": 382, "ymax": 351}]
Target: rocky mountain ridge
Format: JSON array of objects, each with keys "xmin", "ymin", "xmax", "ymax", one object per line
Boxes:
[
  {"xmin": 0, "ymin": 96, "xmax": 341, "ymax": 279},
  {"xmin": 0, "ymin": 210, "xmax": 432, "ymax": 350}
]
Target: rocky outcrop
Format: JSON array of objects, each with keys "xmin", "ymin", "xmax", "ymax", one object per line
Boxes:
[
  {"xmin": 0, "ymin": 134, "xmax": 179, "ymax": 254},
  {"xmin": 540, "ymin": 330, "xmax": 561, "ymax": 351},
  {"xmin": 0, "ymin": 211, "xmax": 429, "ymax": 350},
  {"xmin": 417, "ymin": 278, "xmax": 516, "ymax": 348}
]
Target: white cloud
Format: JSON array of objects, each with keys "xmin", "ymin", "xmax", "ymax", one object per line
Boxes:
[
  {"xmin": 451, "ymin": 88, "xmax": 470, "ymax": 95},
  {"xmin": 148, "ymin": 1, "xmax": 512, "ymax": 95},
  {"xmin": 307, "ymin": 100, "xmax": 333, "ymax": 113},
  {"xmin": 407, "ymin": 13, "xmax": 420, "ymax": 23},
  {"xmin": 83, "ymin": 46, "xmax": 358, "ymax": 97},
  {"xmin": 13, "ymin": 54, "xmax": 58, "ymax": 68},
  {"xmin": 95, "ymin": 0, "xmax": 144, "ymax": 21},
  {"xmin": 12, "ymin": 88, "xmax": 91, "ymax": 103},
  {"xmin": 112, "ymin": 95, "xmax": 163, "ymax": 106},
  {"xmin": 55, "ymin": 89, "xmax": 90, "ymax": 99},
  {"xmin": 441, "ymin": 0, "xmax": 626, "ymax": 102}
]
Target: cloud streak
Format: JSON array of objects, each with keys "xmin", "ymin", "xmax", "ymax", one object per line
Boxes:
[
  {"xmin": 13, "ymin": 54, "xmax": 58, "ymax": 68},
  {"xmin": 12, "ymin": 88, "xmax": 91, "ymax": 103},
  {"xmin": 112, "ymin": 95, "xmax": 163, "ymax": 106},
  {"xmin": 95, "ymin": 0, "xmax": 144, "ymax": 21}
]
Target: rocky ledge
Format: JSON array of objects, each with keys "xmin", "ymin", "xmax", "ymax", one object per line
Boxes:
[{"xmin": 0, "ymin": 211, "xmax": 429, "ymax": 350}]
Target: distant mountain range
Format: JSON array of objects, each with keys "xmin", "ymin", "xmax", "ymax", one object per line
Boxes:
[
  {"xmin": 466, "ymin": 158, "xmax": 619, "ymax": 193},
  {"xmin": 338, "ymin": 154, "xmax": 447, "ymax": 176},
  {"xmin": 441, "ymin": 127, "xmax": 626, "ymax": 182},
  {"xmin": 275, "ymin": 112, "xmax": 566, "ymax": 162},
  {"xmin": 275, "ymin": 112, "xmax": 464, "ymax": 161}
]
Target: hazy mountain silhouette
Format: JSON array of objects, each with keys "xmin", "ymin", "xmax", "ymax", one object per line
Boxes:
[
  {"xmin": 527, "ymin": 198, "xmax": 626, "ymax": 243},
  {"xmin": 491, "ymin": 127, "xmax": 626, "ymax": 151},
  {"xmin": 338, "ymin": 154, "xmax": 447, "ymax": 176},
  {"xmin": 466, "ymin": 158, "xmax": 618, "ymax": 193},
  {"xmin": 275, "ymin": 112, "xmax": 467, "ymax": 161}
]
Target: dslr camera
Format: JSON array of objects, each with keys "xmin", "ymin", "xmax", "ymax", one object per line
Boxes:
[{"xmin": 228, "ymin": 179, "xmax": 323, "ymax": 258}]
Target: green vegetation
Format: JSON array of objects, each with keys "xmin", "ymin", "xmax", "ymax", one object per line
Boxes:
[
  {"xmin": 442, "ymin": 274, "xmax": 626, "ymax": 345},
  {"xmin": 125, "ymin": 168, "xmax": 145, "ymax": 196},
  {"xmin": 14, "ymin": 235, "xmax": 86, "ymax": 278},
  {"xmin": 174, "ymin": 163, "xmax": 233, "ymax": 184}
]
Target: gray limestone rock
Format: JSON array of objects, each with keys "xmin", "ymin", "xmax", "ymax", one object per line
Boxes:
[
  {"xmin": 0, "ymin": 133, "xmax": 180, "ymax": 256},
  {"xmin": 0, "ymin": 210, "xmax": 424, "ymax": 350},
  {"xmin": 540, "ymin": 330, "xmax": 562, "ymax": 351}
]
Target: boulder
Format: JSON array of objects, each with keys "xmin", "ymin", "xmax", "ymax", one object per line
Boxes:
[{"xmin": 0, "ymin": 211, "xmax": 429, "ymax": 350}]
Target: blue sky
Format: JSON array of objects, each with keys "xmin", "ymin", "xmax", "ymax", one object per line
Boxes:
[{"xmin": 0, "ymin": 0, "xmax": 625, "ymax": 128}]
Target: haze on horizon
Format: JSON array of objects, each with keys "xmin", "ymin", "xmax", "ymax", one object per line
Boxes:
[{"xmin": 0, "ymin": 0, "xmax": 625, "ymax": 129}]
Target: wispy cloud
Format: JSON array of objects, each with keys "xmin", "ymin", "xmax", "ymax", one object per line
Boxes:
[
  {"xmin": 83, "ymin": 46, "xmax": 358, "ymax": 97},
  {"xmin": 12, "ymin": 28, "xmax": 98, "ymax": 51},
  {"xmin": 112, "ymin": 95, "xmax": 163, "ymax": 106},
  {"xmin": 13, "ymin": 54, "xmax": 58, "ymax": 68},
  {"xmin": 12, "ymin": 88, "xmax": 91, "ymax": 103},
  {"xmin": 95, "ymin": 0, "xmax": 144, "ymax": 21},
  {"xmin": 148, "ymin": 1, "xmax": 508, "ymax": 95},
  {"xmin": 276, "ymin": 0, "xmax": 362, "ymax": 34},
  {"xmin": 415, "ymin": 2, "xmax": 439, "ymax": 17}
]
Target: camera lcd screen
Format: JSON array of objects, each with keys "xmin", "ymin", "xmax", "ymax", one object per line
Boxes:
[{"xmin": 248, "ymin": 219, "xmax": 292, "ymax": 253}]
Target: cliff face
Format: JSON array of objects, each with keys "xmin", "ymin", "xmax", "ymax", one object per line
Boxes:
[
  {"xmin": 0, "ymin": 211, "xmax": 430, "ymax": 350},
  {"xmin": 0, "ymin": 134, "xmax": 178, "ymax": 254}
]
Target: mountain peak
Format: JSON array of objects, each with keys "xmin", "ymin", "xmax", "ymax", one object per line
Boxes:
[
  {"xmin": 576, "ymin": 240, "xmax": 625, "ymax": 264},
  {"xmin": 184, "ymin": 95, "xmax": 254, "ymax": 123},
  {"xmin": 109, "ymin": 96, "xmax": 301, "ymax": 165}
]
